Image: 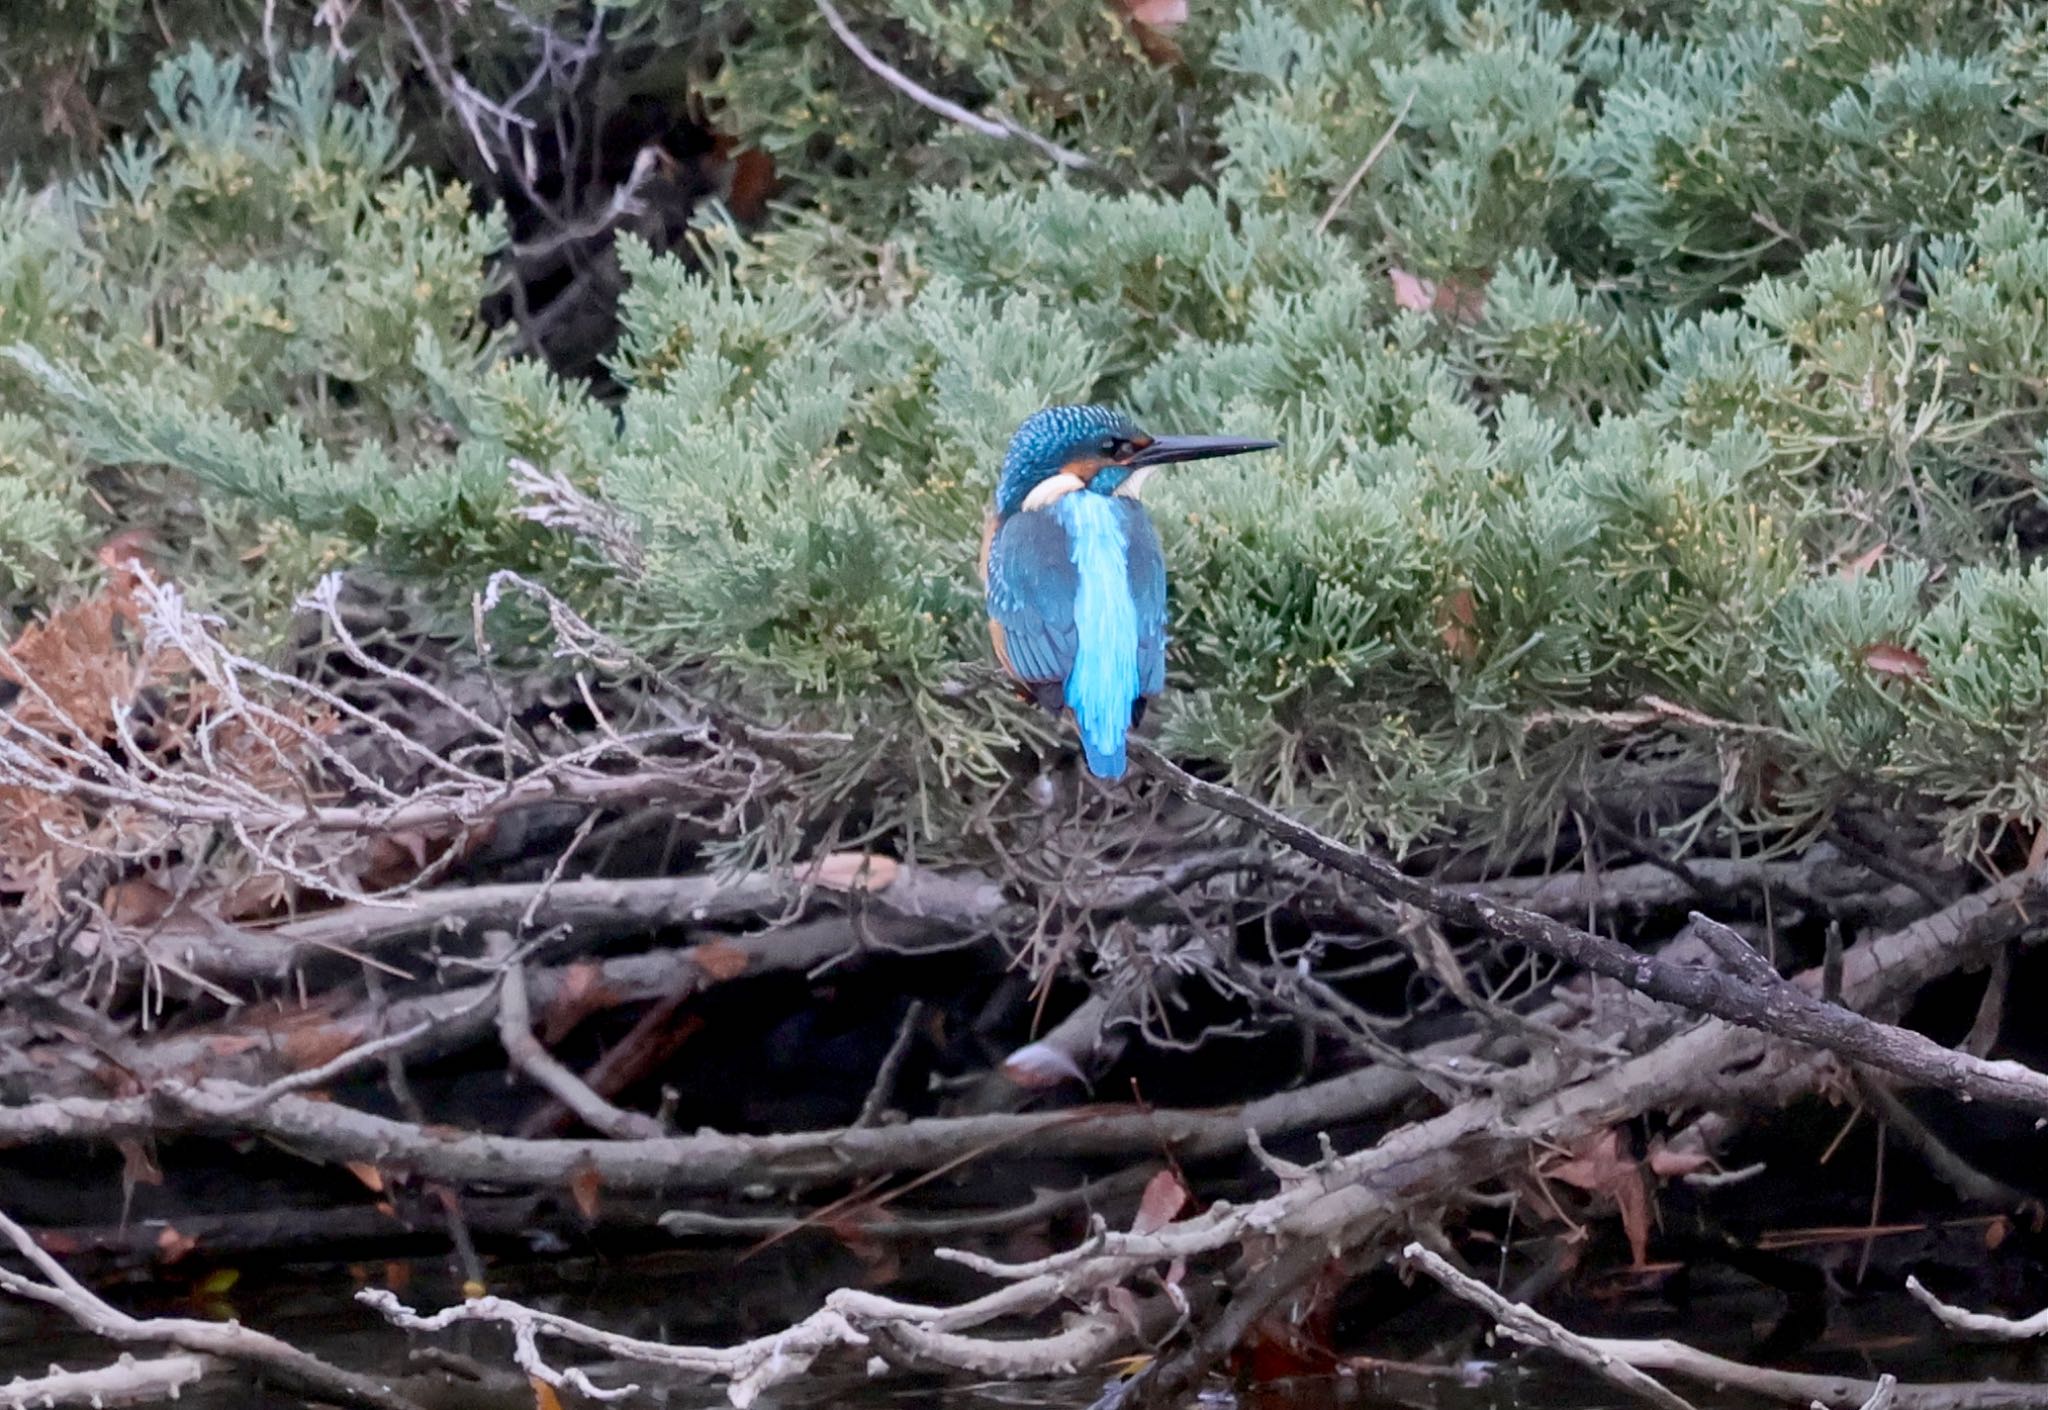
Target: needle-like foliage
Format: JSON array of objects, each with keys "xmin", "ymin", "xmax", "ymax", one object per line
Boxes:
[{"xmin": 4, "ymin": 0, "xmax": 2048, "ymax": 864}]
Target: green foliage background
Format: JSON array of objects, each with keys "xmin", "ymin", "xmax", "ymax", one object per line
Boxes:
[{"xmin": 4, "ymin": 0, "xmax": 2048, "ymax": 861}]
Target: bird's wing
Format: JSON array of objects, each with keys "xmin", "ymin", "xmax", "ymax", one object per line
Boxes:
[
  {"xmin": 1118, "ymin": 500, "xmax": 1168, "ymax": 698},
  {"xmin": 986, "ymin": 510, "xmax": 1079, "ymax": 686}
]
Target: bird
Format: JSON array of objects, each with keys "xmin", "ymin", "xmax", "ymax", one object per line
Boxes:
[{"xmin": 980, "ymin": 405, "xmax": 1279, "ymax": 780}]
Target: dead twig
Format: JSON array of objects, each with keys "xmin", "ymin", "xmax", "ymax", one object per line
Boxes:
[
  {"xmin": 488, "ymin": 930, "xmax": 664, "ymax": 1139},
  {"xmin": 0, "ymin": 1208, "xmax": 422, "ymax": 1410},
  {"xmin": 1582, "ymin": 1338, "xmax": 2033, "ymax": 1410},
  {"xmin": 1314, "ymin": 90, "xmax": 1415, "ymax": 235},
  {"xmin": 0, "ymin": 1353, "xmax": 215, "ymax": 1410},
  {"xmin": 811, "ymin": 0, "xmax": 1092, "ymax": 170},
  {"xmin": 1906, "ymin": 1276, "xmax": 2048, "ymax": 1339},
  {"xmin": 856, "ymin": 999, "xmax": 926, "ymax": 1126},
  {"xmin": 1134, "ymin": 744, "xmax": 2048, "ymax": 1121},
  {"xmin": 1400, "ymin": 1242, "xmax": 1699, "ymax": 1410}
]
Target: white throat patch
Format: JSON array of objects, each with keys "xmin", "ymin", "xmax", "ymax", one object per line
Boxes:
[
  {"xmin": 1021, "ymin": 471, "xmax": 1087, "ymax": 512},
  {"xmin": 1112, "ymin": 465, "xmax": 1157, "ymax": 498}
]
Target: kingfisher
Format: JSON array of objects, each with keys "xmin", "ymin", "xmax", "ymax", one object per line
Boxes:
[{"xmin": 981, "ymin": 405, "xmax": 1279, "ymax": 780}]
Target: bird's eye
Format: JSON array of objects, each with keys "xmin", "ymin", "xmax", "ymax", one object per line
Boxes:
[{"xmin": 1103, "ymin": 436, "xmax": 1132, "ymax": 460}]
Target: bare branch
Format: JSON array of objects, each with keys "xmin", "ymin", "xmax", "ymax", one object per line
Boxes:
[
  {"xmin": 489, "ymin": 930, "xmax": 664, "ymax": 1139},
  {"xmin": 0, "ymin": 1353, "xmax": 216, "ymax": 1410},
  {"xmin": 1400, "ymin": 1242, "xmax": 1698, "ymax": 1410},
  {"xmin": 1906, "ymin": 1276, "xmax": 2048, "ymax": 1340},
  {"xmin": 0, "ymin": 1208, "xmax": 423, "ymax": 1410},
  {"xmin": 1581, "ymin": 1338, "xmax": 2041, "ymax": 1410},
  {"xmin": 1134, "ymin": 744, "xmax": 2048, "ymax": 1119},
  {"xmin": 1315, "ymin": 91, "xmax": 1415, "ymax": 235},
  {"xmin": 812, "ymin": 0, "xmax": 1093, "ymax": 170}
]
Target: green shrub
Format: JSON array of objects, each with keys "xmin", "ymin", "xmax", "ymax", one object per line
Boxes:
[{"xmin": 6, "ymin": 0, "xmax": 2048, "ymax": 864}]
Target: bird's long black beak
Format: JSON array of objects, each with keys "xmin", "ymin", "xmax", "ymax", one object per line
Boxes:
[{"xmin": 1125, "ymin": 434, "xmax": 1281, "ymax": 468}]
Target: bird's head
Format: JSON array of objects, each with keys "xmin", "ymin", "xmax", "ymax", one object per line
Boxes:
[{"xmin": 994, "ymin": 404, "xmax": 1278, "ymax": 518}]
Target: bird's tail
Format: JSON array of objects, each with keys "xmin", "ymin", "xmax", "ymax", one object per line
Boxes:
[{"xmin": 1079, "ymin": 726, "xmax": 1127, "ymax": 781}]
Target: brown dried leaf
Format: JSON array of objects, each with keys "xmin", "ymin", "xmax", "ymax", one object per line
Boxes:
[
  {"xmin": 532, "ymin": 1378, "xmax": 566, "ymax": 1410},
  {"xmin": 219, "ymin": 870, "xmax": 296, "ymax": 921},
  {"xmin": 569, "ymin": 1161, "xmax": 603, "ymax": 1221},
  {"xmin": 1863, "ymin": 642, "xmax": 1930, "ymax": 680},
  {"xmin": 1546, "ymin": 1128, "xmax": 1652, "ymax": 1267},
  {"xmin": 726, "ymin": 149, "xmax": 778, "ymax": 224},
  {"xmin": 1388, "ymin": 268, "xmax": 1488, "ymax": 323},
  {"xmin": 1389, "ymin": 267, "xmax": 1434, "ymax": 312},
  {"xmin": 103, "ymin": 878, "xmax": 175, "ymax": 928},
  {"xmin": 1434, "ymin": 274, "xmax": 1489, "ymax": 324},
  {"xmin": 541, "ymin": 960, "xmax": 617, "ymax": 1046},
  {"xmin": 1645, "ymin": 1142, "xmax": 1712, "ymax": 1180},
  {"xmin": 690, "ymin": 941, "xmax": 751, "ymax": 983},
  {"xmin": 1436, "ymin": 588, "xmax": 1479, "ymax": 662},
  {"xmin": 119, "ymin": 1138, "xmax": 163, "ymax": 1192},
  {"xmin": 1000, "ymin": 1038, "xmax": 1088, "ymax": 1089},
  {"xmin": 283, "ymin": 1019, "xmax": 368, "ymax": 1073},
  {"xmin": 811, "ymin": 851, "xmax": 901, "ymax": 893},
  {"xmin": 1132, "ymin": 1168, "xmax": 1190, "ymax": 1235},
  {"xmin": 1840, "ymin": 543, "xmax": 1889, "ymax": 579},
  {"xmin": 1126, "ymin": 0, "xmax": 1188, "ymax": 27},
  {"xmin": 345, "ymin": 1161, "xmax": 385, "ymax": 1194},
  {"xmin": 0, "ymin": 585, "xmax": 334, "ymax": 921},
  {"xmin": 156, "ymin": 1226, "xmax": 198, "ymax": 1264}
]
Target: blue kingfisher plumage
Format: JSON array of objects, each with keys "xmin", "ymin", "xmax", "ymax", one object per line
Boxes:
[{"xmin": 980, "ymin": 405, "xmax": 1278, "ymax": 779}]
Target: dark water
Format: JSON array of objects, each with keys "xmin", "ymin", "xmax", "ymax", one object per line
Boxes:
[{"xmin": 3, "ymin": 1236, "xmax": 2043, "ymax": 1409}]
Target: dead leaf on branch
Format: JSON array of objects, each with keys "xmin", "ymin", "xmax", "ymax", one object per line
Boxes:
[
  {"xmin": 1390, "ymin": 267, "xmax": 1489, "ymax": 324},
  {"xmin": 1125, "ymin": 0, "xmax": 1188, "ymax": 28},
  {"xmin": 1644, "ymin": 1140, "xmax": 1712, "ymax": 1181},
  {"xmin": 1543, "ymin": 1127, "xmax": 1653, "ymax": 1267},
  {"xmin": 1131, "ymin": 1168, "xmax": 1191, "ymax": 1234},
  {"xmin": 1436, "ymin": 587, "xmax": 1480, "ymax": 662},
  {"xmin": 1000, "ymin": 1037, "xmax": 1089, "ymax": 1089},
  {"xmin": 0, "ymin": 580, "xmax": 336, "ymax": 923},
  {"xmin": 569, "ymin": 1161, "xmax": 603, "ymax": 1221},
  {"xmin": 1862, "ymin": 642, "xmax": 1929, "ymax": 681},
  {"xmin": 156, "ymin": 1226, "xmax": 199, "ymax": 1264},
  {"xmin": 541, "ymin": 960, "xmax": 619, "ymax": 1046},
  {"xmin": 810, "ymin": 851, "xmax": 901, "ymax": 892},
  {"xmin": 690, "ymin": 940, "xmax": 752, "ymax": 983}
]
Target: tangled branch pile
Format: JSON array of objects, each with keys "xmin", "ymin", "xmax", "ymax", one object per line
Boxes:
[{"xmin": 3, "ymin": 0, "xmax": 2048, "ymax": 1406}]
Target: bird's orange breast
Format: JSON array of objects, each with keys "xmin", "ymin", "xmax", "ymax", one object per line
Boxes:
[{"xmin": 980, "ymin": 513, "xmax": 1018, "ymax": 679}]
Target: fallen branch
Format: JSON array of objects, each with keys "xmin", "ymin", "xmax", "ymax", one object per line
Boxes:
[
  {"xmin": 1906, "ymin": 1276, "xmax": 2048, "ymax": 1340},
  {"xmin": 0, "ymin": 1353, "xmax": 215, "ymax": 1410},
  {"xmin": 1581, "ymin": 1337, "xmax": 2046, "ymax": 1410},
  {"xmin": 184, "ymin": 871, "xmax": 803, "ymax": 981},
  {"xmin": 1400, "ymin": 1242, "xmax": 1698, "ymax": 1410},
  {"xmin": 0, "ymin": 854, "xmax": 2018, "ymax": 1199},
  {"xmin": 0, "ymin": 1208, "xmax": 422, "ymax": 1410},
  {"xmin": 488, "ymin": 931, "xmax": 664, "ymax": 1139},
  {"xmin": 1134, "ymin": 744, "xmax": 2048, "ymax": 1119},
  {"xmin": 360, "ymin": 1282, "xmax": 1132, "ymax": 1408},
  {"xmin": 361, "ymin": 875, "xmax": 1978, "ymax": 1407},
  {"xmin": 1473, "ymin": 852, "xmax": 1917, "ymax": 927}
]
